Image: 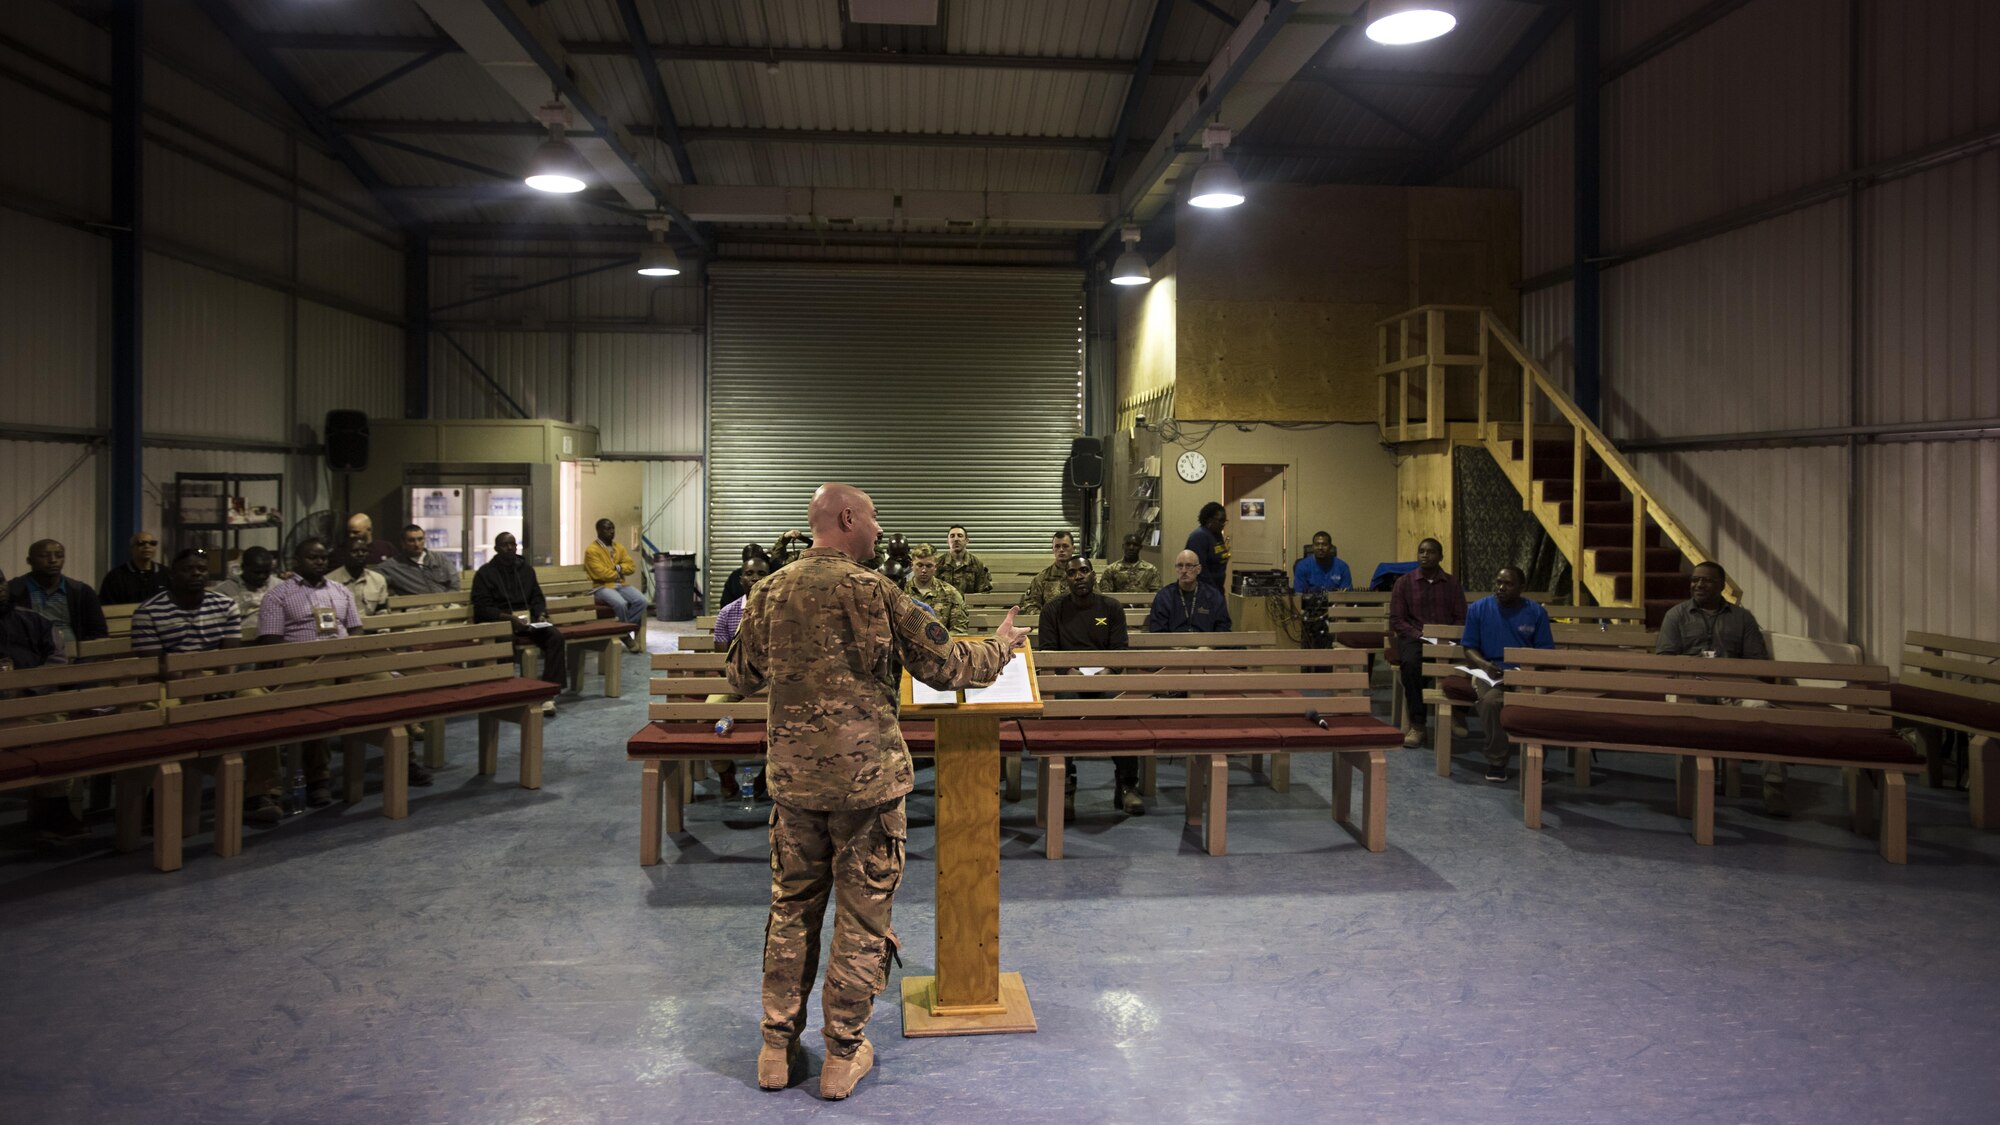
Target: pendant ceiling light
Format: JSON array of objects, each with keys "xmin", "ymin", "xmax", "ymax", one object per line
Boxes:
[
  {"xmin": 1109, "ymin": 225, "xmax": 1150, "ymax": 286},
  {"xmin": 1365, "ymin": 0, "xmax": 1456, "ymax": 46},
  {"xmin": 525, "ymin": 98, "xmax": 589, "ymax": 194},
  {"xmin": 1186, "ymin": 124, "xmax": 1245, "ymax": 210},
  {"xmin": 636, "ymin": 214, "xmax": 681, "ymax": 277}
]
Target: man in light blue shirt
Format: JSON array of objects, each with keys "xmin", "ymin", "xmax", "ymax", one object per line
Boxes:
[
  {"xmin": 1292, "ymin": 531, "xmax": 1353, "ymax": 594},
  {"xmin": 1459, "ymin": 566, "xmax": 1555, "ymax": 783}
]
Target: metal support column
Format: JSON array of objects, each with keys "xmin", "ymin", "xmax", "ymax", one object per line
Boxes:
[
  {"xmin": 1572, "ymin": 0, "xmax": 1603, "ymax": 424},
  {"xmin": 405, "ymin": 230, "xmax": 430, "ymax": 418},
  {"xmin": 109, "ymin": 0, "xmax": 144, "ymax": 550}
]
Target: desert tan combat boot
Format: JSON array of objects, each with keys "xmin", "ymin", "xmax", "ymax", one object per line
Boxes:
[
  {"xmin": 818, "ymin": 1038, "xmax": 874, "ymax": 1100},
  {"xmin": 757, "ymin": 1039, "xmax": 806, "ymax": 1090}
]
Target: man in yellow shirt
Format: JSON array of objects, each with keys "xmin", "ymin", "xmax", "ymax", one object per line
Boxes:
[{"xmin": 585, "ymin": 518, "xmax": 648, "ymax": 651}]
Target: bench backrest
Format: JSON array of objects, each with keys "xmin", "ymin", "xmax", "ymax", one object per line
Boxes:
[
  {"xmin": 1503, "ymin": 649, "xmax": 1893, "ymax": 731},
  {"xmin": 646, "ymin": 647, "xmax": 1375, "ymax": 723},
  {"xmin": 962, "ymin": 590, "xmax": 1154, "ymax": 608},
  {"xmin": 1420, "ymin": 623, "xmax": 1657, "ymax": 681},
  {"xmin": 0, "ymin": 656, "xmax": 165, "ymax": 749},
  {"xmin": 1898, "ymin": 631, "xmax": 2000, "ymax": 710},
  {"xmin": 159, "ymin": 621, "xmax": 518, "ymax": 723}
]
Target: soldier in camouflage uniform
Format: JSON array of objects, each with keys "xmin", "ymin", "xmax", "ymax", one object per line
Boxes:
[
  {"xmin": 1099, "ymin": 532, "xmax": 1160, "ymax": 593},
  {"xmin": 1020, "ymin": 529, "xmax": 1076, "ymax": 614},
  {"xmin": 903, "ymin": 544, "xmax": 970, "ymax": 633},
  {"xmin": 729, "ymin": 483, "xmax": 1025, "ymax": 1101},
  {"xmin": 934, "ymin": 524, "xmax": 992, "ymax": 594}
]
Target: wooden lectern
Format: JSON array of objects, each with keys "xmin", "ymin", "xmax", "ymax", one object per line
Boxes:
[{"xmin": 897, "ymin": 641, "xmax": 1043, "ymax": 1036}]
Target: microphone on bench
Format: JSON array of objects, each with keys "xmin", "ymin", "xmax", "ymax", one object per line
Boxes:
[{"xmin": 1305, "ymin": 709, "xmax": 1331, "ymax": 730}]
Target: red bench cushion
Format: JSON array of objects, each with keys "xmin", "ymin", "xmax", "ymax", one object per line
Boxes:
[
  {"xmin": 312, "ymin": 678, "xmax": 558, "ymax": 727},
  {"xmin": 1890, "ymin": 682, "xmax": 2000, "ymax": 734},
  {"xmin": 1501, "ymin": 704, "xmax": 1924, "ymax": 766},
  {"xmin": 561, "ymin": 620, "xmax": 636, "ymax": 641},
  {"xmin": 1441, "ymin": 675, "xmax": 1478, "ymax": 705},
  {"xmin": 1137, "ymin": 717, "xmax": 1286, "ymax": 751},
  {"xmin": 1018, "ymin": 719, "xmax": 1158, "ymax": 754},
  {"xmin": 18, "ymin": 705, "xmax": 410, "ymax": 777},
  {"xmin": 1265, "ymin": 715, "xmax": 1404, "ymax": 749},
  {"xmin": 0, "ymin": 750, "xmax": 35, "ymax": 784},
  {"xmin": 1336, "ymin": 631, "xmax": 1387, "ymax": 651},
  {"xmin": 627, "ymin": 720, "xmax": 767, "ymax": 759}
]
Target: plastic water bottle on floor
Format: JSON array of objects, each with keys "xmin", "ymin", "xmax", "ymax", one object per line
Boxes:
[{"xmin": 289, "ymin": 765, "xmax": 308, "ymax": 815}]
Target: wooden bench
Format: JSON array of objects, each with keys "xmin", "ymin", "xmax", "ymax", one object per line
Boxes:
[
  {"xmin": 1499, "ymin": 649, "xmax": 1921, "ymax": 862},
  {"xmin": 1025, "ymin": 647, "xmax": 1401, "ymax": 859},
  {"xmin": 365, "ymin": 584, "xmax": 633, "ymax": 698},
  {"xmin": 964, "ymin": 590, "xmax": 1153, "ymax": 609},
  {"xmin": 627, "ymin": 630, "xmax": 1288, "ymax": 863},
  {"xmin": 159, "ymin": 622, "xmax": 555, "ymax": 858},
  {"xmin": 1419, "ymin": 623, "xmax": 1657, "ymax": 777},
  {"xmin": 0, "ymin": 656, "xmax": 187, "ymax": 870},
  {"xmin": 1877, "ymin": 630, "xmax": 2000, "ymax": 825}
]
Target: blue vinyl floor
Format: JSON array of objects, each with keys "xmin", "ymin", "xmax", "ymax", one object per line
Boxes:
[{"xmin": 3, "ymin": 624, "xmax": 1998, "ymax": 1124}]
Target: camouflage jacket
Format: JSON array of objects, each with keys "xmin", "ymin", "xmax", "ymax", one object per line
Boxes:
[
  {"xmin": 727, "ymin": 547, "xmax": 1012, "ymax": 811},
  {"xmin": 903, "ymin": 579, "xmax": 970, "ymax": 634},
  {"xmin": 1099, "ymin": 559, "xmax": 1159, "ymax": 593},
  {"xmin": 1021, "ymin": 562, "xmax": 1070, "ymax": 614},
  {"xmin": 934, "ymin": 550, "xmax": 991, "ymax": 594}
]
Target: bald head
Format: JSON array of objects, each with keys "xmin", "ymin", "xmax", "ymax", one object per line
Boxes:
[
  {"xmin": 1173, "ymin": 549, "xmax": 1201, "ymax": 591},
  {"xmin": 807, "ymin": 483, "xmax": 882, "ymax": 559}
]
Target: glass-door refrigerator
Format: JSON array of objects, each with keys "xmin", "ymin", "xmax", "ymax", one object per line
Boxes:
[
  {"xmin": 404, "ymin": 462, "xmax": 553, "ymax": 571},
  {"xmin": 406, "ymin": 485, "xmax": 528, "ymax": 572}
]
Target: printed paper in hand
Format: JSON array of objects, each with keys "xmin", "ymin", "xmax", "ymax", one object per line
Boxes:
[
  {"xmin": 1455, "ymin": 664, "xmax": 1501, "ymax": 688},
  {"xmin": 963, "ymin": 656, "xmax": 1035, "ymax": 705}
]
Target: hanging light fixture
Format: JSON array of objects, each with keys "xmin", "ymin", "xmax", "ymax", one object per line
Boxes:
[
  {"xmin": 525, "ymin": 97, "xmax": 589, "ymax": 194},
  {"xmin": 1187, "ymin": 124, "xmax": 1245, "ymax": 209},
  {"xmin": 1365, "ymin": 0, "xmax": 1456, "ymax": 46},
  {"xmin": 636, "ymin": 214, "xmax": 681, "ymax": 277},
  {"xmin": 1109, "ymin": 225, "xmax": 1150, "ymax": 286}
]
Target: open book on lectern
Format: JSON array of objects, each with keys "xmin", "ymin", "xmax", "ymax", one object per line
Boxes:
[{"xmin": 898, "ymin": 639, "xmax": 1042, "ymax": 714}]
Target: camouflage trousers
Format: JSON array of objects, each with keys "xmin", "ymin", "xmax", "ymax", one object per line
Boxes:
[{"xmin": 762, "ymin": 798, "xmax": 907, "ymax": 1058}]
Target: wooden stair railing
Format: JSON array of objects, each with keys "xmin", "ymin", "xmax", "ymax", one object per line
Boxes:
[{"xmin": 1375, "ymin": 306, "xmax": 1740, "ymax": 627}]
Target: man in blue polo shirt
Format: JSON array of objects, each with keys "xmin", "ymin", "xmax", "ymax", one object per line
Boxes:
[
  {"xmin": 1459, "ymin": 566, "xmax": 1555, "ymax": 783},
  {"xmin": 1292, "ymin": 531, "xmax": 1353, "ymax": 594}
]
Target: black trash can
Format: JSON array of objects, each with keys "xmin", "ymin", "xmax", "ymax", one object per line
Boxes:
[{"xmin": 655, "ymin": 552, "xmax": 698, "ymax": 621}]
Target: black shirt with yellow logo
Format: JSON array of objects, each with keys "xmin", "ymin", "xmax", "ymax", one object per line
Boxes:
[{"xmin": 1037, "ymin": 591, "xmax": 1130, "ymax": 652}]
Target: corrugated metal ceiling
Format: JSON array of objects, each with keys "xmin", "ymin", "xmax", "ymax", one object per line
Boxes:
[{"xmin": 221, "ymin": 0, "xmax": 1551, "ymax": 248}]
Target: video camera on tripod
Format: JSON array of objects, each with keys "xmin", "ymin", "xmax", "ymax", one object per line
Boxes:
[{"xmin": 1298, "ymin": 592, "xmax": 1332, "ymax": 650}]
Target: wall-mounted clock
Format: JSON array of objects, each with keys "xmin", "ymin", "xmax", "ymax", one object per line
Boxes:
[{"xmin": 1176, "ymin": 450, "xmax": 1208, "ymax": 483}]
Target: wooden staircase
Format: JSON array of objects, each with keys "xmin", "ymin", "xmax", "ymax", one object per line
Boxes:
[{"xmin": 1376, "ymin": 306, "xmax": 1739, "ymax": 627}]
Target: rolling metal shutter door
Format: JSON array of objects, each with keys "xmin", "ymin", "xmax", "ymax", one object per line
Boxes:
[{"xmin": 707, "ymin": 264, "xmax": 1082, "ymax": 599}]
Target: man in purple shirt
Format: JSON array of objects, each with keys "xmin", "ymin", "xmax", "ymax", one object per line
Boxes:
[
  {"xmin": 1388, "ymin": 537, "xmax": 1467, "ymax": 749},
  {"xmin": 256, "ymin": 538, "xmax": 430, "ymax": 802}
]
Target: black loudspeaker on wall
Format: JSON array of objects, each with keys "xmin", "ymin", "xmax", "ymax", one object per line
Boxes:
[
  {"xmin": 324, "ymin": 410, "xmax": 370, "ymax": 473},
  {"xmin": 1064, "ymin": 436, "xmax": 1104, "ymax": 491}
]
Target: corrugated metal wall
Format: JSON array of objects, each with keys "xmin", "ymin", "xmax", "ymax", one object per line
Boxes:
[
  {"xmin": 0, "ymin": 1, "xmax": 406, "ymax": 578},
  {"xmin": 1445, "ymin": 0, "xmax": 2000, "ymax": 661},
  {"xmin": 0, "ymin": 441, "xmax": 101, "ymax": 588},
  {"xmin": 707, "ymin": 264, "xmax": 1083, "ymax": 603},
  {"xmin": 428, "ymin": 250, "xmax": 709, "ymax": 567}
]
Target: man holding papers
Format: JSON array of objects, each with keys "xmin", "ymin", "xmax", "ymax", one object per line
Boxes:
[
  {"xmin": 1038, "ymin": 557, "xmax": 1139, "ymax": 816},
  {"xmin": 471, "ymin": 531, "xmax": 565, "ymax": 715},
  {"xmin": 728, "ymin": 483, "xmax": 1026, "ymax": 1101},
  {"xmin": 1457, "ymin": 566, "xmax": 1555, "ymax": 783}
]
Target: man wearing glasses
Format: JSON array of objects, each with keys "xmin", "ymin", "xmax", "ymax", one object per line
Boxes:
[{"xmin": 99, "ymin": 530, "xmax": 170, "ymax": 605}]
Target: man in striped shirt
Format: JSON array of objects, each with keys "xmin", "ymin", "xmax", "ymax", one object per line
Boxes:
[
  {"xmin": 131, "ymin": 550, "xmax": 288, "ymax": 824},
  {"xmin": 131, "ymin": 549, "xmax": 244, "ymax": 656}
]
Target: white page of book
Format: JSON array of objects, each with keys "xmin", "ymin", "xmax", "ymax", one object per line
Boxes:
[
  {"xmin": 909, "ymin": 679, "xmax": 959, "ymax": 706},
  {"xmin": 963, "ymin": 655, "xmax": 1035, "ymax": 705}
]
